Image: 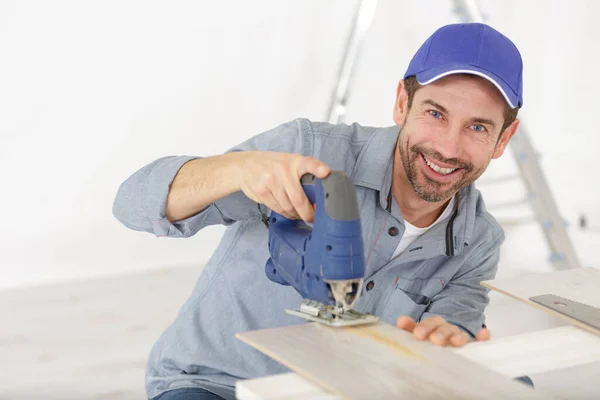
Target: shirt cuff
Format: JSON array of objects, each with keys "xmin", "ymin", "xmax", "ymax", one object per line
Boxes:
[
  {"xmin": 143, "ymin": 155, "xmax": 200, "ymax": 237},
  {"xmin": 448, "ymin": 321, "xmax": 476, "ymax": 339}
]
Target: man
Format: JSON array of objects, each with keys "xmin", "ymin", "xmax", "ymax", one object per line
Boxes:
[{"xmin": 113, "ymin": 22, "xmax": 523, "ymax": 400}]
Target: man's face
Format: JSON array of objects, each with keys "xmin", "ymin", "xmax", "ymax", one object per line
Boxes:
[{"xmin": 392, "ymin": 74, "xmax": 518, "ymax": 203}]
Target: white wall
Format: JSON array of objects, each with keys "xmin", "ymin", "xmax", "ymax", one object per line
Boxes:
[{"xmin": 1, "ymin": 0, "xmax": 598, "ymax": 291}]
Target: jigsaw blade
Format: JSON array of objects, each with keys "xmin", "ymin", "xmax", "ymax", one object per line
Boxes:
[{"xmin": 327, "ymin": 279, "xmax": 363, "ymax": 315}]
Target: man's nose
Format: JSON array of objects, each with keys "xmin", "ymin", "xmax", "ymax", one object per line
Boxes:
[{"xmin": 434, "ymin": 125, "xmax": 462, "ymax": 160}]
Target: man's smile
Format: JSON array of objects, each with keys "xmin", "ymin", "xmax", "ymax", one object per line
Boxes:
[
  {"xmin": 418, "ymin": 153, "xmax": 463, "ymax": 182},
  {"xmin": 422, "ymin": 154, "xmax": 458, "ymax": 174}
]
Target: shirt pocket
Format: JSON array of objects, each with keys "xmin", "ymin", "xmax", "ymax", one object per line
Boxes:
[{"xmin": 380, "ymin": 277, "xmax": 445, "ymax": 324}]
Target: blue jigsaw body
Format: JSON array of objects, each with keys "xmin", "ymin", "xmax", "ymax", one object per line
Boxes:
[{"xmin": 265, "ymin": 172, "xmax": 366, "ymax": 307}]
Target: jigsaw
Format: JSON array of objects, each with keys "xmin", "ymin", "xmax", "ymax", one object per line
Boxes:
[{"xmin": 264, "ymin": 171, "xmax": 379, "ymax": 327}]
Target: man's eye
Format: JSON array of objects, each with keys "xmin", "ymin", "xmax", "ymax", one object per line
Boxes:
[
  {"xmin": 429, "ymin": 110, "xmax": 442, "ymax": 119},
  {"xmin": 471, "ymin": 124, "xmax": 486, "ymax": 133}
]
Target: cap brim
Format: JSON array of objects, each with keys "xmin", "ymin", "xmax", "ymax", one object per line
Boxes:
[{"xmin": 415, "ymin": 64, "xmax": 520, "ymax": 109}]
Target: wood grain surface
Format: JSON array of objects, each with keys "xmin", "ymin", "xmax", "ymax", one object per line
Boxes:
[
  {"xmin": 237, "ymin": 325, "xmax": 600, "ymax": 400},
  {"xmin": 237, "ymin": 321, "xmax": 550, "ymax": 400}
]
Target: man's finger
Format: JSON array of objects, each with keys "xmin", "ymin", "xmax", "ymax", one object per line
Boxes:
[
  {"xmin": 285, "ymin": 178, "xmax": 314, "ymax": 223},
  {"xmin": 261, "ymin": 189, "xmax": 296, "ymax": 220},
  {"xmin": 429, "ymin": 324, "xmax": 460, "ymax": 346},
  {"xmin": 272, "ymin": 182, "xmax": 299, "ymax": 219},
  {"xmin": 396, "ymin": 316, "xmax": 417, "ymax": 333},
  {"xmin": 449, "ymin": 331, "xmax": 471, "ymax": 347},
  {"xmin": 413, "ymin": 316, "xmax": 446, "ymax": 340},
  {"xmin": 476, "ymin": 327, "xmax": 491, "ymax": 341}
]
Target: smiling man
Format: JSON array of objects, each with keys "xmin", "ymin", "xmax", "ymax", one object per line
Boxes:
[{"xmin": 113, "ymin": 22, "xmax": 523, "ymax": 400}]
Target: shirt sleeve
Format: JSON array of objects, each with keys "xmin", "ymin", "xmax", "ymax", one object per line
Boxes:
[
  {"xmin": 419, "ymin": 232, "xmax": 503, "ymax": 338},
  {"xmin": 112, "ymin": 119, "xmax": 314, "ymax": 238}
]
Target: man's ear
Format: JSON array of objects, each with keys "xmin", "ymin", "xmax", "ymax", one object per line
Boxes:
[
  {"xmin": 492, "ymin": 118, "xmax": 520, "ymax": 159},
  {"xmin": 393, "ymin": 79, "xmax": 409, "ymax": 125}
]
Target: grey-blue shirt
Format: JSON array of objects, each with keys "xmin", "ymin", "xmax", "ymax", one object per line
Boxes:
[{"xmin": 112, "ymin": 119, "xmax": 505, "ymax": 400}]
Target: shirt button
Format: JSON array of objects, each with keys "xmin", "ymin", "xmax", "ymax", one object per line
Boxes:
[
  {"xmin": 388, "ymin": 227, "xmax": 399, "ymax": 236},
  {"xmin": 366, "ymin": 280, "xmax": 375, "ymax": 291}
]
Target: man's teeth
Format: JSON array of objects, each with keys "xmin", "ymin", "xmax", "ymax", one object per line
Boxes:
[{"xmin": 424, "ymin": 156, "xmax": 457, "ymax": 175}]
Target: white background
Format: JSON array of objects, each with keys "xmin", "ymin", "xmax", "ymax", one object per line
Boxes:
[{"xmin": 1, "ymin": 0, "xmax": 599, "ymax": 290}]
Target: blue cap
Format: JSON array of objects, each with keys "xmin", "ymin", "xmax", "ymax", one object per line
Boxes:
[{"xmin": 404, "ymin": 23, "xmax": 523, "ymax": 109}]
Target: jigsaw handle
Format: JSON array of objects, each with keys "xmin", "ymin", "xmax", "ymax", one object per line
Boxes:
[{"xmin": 265, "ymin": 171, "xmax": 365, "ymax": 306}]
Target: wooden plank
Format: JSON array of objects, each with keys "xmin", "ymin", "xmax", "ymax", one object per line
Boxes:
[
  {"xmin": 481, "ymin": 267, "xmax": 600, "ymax": 336},
  {"xmin": 454, "ymin": 326, "xmax": 600, "ymax": 377},
  {"xmin": 236, "ymin": 321, "xmax": 549, "ymax": 400},
  {"xmin": 236, "ymin": 373, "xmax": 340, "ymax": 400},
  {"xmin": 237, "ymin": 325, "xmax": 600, "ymax": 400}
]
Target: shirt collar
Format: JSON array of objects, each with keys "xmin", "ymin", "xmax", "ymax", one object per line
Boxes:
[{"xmin": 350, "ymin": 124, "xmax": 401, "ymax": 210}]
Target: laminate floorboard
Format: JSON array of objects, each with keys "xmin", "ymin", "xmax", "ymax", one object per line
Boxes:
[{"xmin": 237, "ymin": 322, "xmax": 550, "ymax": 400}]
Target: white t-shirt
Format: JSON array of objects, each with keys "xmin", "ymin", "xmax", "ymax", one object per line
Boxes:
[{"xmin": 390, "ymin": 195, "xmax": 456, "ymax": 260}]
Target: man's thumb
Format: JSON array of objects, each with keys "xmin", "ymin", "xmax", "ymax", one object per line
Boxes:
[{"xmin": 298, "ymin": 157, "xmax": 330, "ymax": 179}]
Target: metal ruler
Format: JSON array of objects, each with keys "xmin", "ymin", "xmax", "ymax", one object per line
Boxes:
[{"xmin": 530, "ymin": 294, "xmax": 600, "ymax": 332}]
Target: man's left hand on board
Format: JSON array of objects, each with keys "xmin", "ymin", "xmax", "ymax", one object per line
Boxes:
[{"xmin": 396, "ymin": 315, "xmax": 491, "ymax": 347}]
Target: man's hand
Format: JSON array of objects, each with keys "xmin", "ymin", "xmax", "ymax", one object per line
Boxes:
[
  {"xmin": 396, "ymin": 315, "xmax": 490, "ymax": 347},
  {"xmin": 238, "ymin": 151, "xmax": 330, "ymax": 223}
]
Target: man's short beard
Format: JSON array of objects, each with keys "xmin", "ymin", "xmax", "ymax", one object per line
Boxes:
[{"xmin": 398, "ymin": 132, "xmax": 478, "ymax": 202}]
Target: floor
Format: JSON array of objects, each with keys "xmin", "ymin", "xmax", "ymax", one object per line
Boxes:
[
  {"xmin": 2, "ymin": 264, "xmax": 599, "ymax": 400},
  {"xmin": 0, "ymin": 266, "xmax": 198, "ymax": 400}
]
